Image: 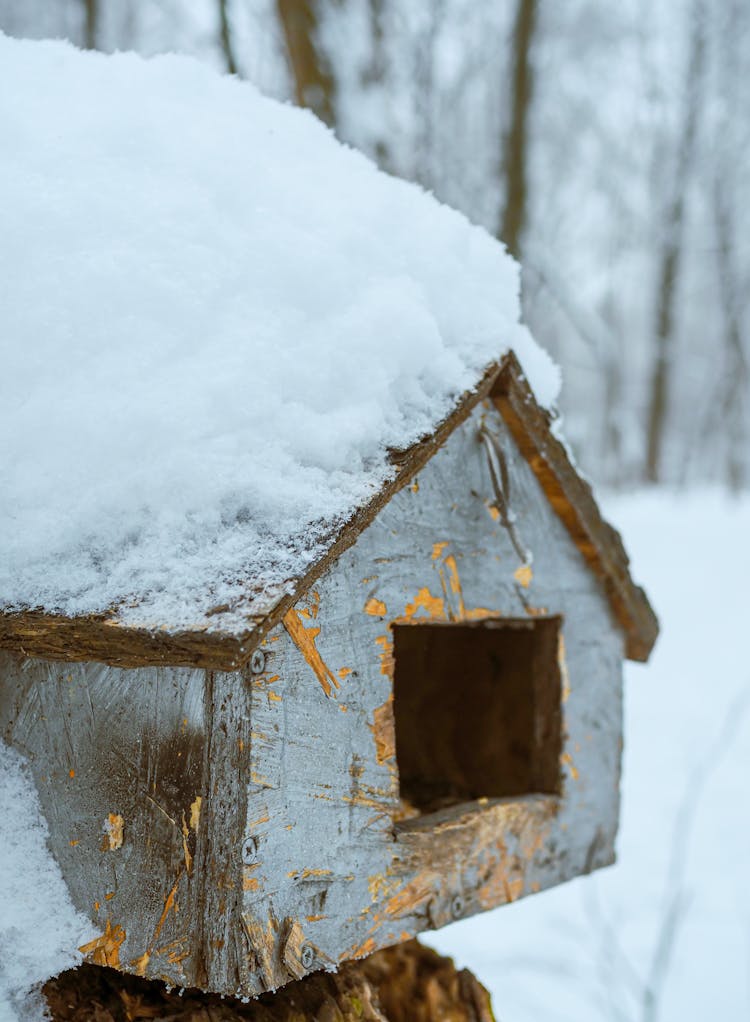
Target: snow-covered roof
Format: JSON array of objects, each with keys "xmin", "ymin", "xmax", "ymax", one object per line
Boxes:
[{"xmin": 0, "ymin": 32, "xmax": 561, "ymax": 640}]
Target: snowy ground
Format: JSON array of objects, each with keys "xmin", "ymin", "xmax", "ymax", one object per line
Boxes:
[{"xmin": 426, "ymin": 489, "xmax": 750, "ymax": 1021}]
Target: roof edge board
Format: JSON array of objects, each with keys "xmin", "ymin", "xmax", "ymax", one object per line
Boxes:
[{"xmin": 491, "ymin": 353, "xmax": 658, "ymax": 662}]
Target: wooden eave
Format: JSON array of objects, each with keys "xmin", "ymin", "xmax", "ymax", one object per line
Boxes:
[
  {"xmin": 0, "ymin": 353, "xmax": 657, "ymax": 670},
  {"xmin": 491, "ymin": 355, "xmax": 658, "ymax": 662}
]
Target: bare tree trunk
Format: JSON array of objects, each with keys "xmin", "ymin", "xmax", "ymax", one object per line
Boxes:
[
  {"xmin": 276, "ymin": 0, "xmax": 335, "ymax": 128},
  {"xmin": 82, "ymin": 0, "xmax": 97, "ymax": 50},
  {"xmin": 499, "ymin": 0, "xmax": 537, "ymax": 259},
  {"xmin": 713, "ymin": 0, "xmax": 748, "ymax": 491},
  {"xmin": 712, "ymin": 164, "xmax": 747, "ymax": 490},
  {"xmin": 218, "ymin": 0, "xmax": 239, "ymax": 76},
  {"xmin": 643, "ymin": 2, "xmax": 706, "ymax": 483}
]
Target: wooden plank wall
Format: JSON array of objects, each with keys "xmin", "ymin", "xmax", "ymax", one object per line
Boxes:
[{"xmin": 0, "ymin": 399, "xmax": 623, "ymax": 997}]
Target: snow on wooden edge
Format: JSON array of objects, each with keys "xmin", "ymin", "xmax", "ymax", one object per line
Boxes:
[{"xmin": 0, "ymin": 33, "xmax": 560, "ymax": 632}]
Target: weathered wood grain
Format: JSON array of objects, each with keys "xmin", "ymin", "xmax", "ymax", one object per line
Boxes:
[
  {"xmin": 0, "ymin": 656, "xmax": 207, "ymax": 984},
  {"xmin": 233, "ymin": 398, "xmax": 624, "ymax": 993},
  {"xmin": 0, "ymin": 613, "xmax": 265, "ymax": 670},
  {"xmin": 0, "ymin": 397, "xmax": 628, "ymax": 998}
]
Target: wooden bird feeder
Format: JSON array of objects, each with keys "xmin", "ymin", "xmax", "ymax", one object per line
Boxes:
[{"xmin": 0, "ymin": 352, "xmax": 657, "ymax": 999}]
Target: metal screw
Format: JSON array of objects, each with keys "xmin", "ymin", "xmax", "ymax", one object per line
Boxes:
[
  {"xmin": 241, "ymin": 836, "xmax": 259, "ymax": 864},
  {"xmin": 450, "ymin": 894, "xmax": 465, "ymax": 920},
  {"xmin": 300, "ymin": 944, "xmax": 315, "ymax": 970},
  {"xmin": 250, "ymin": 649, "xmax": 266, "ymax": 675}
]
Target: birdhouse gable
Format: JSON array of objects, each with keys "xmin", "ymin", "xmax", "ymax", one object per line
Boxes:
[
  {"xmin": 0, "ymin": 355, "xmax": 656, "ymax": 669},
  {"xmin": 219, "ymin": 378, "xmax": 636, "ymax": 995},
  {"xmin": 0, "ymin": 354, "xmax": 657, "ymax": 998}
]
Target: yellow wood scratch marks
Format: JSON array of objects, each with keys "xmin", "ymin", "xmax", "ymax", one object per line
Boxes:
[
  {"xmin": 364, "ymin": 597, "xmax": 387, "ymax": 616},
  {"xmin": 525, "ymin": 604, "xmax": 549, "ymax": 617},
  {"xmin": 287, "ymin": 867, "xmax": 332, "ymax": 880},
  {"xmin": 348, "ymin": 936, "xmax": 378, "ymax": 958},
  {"xmin": 561, "ymin": 752, "xmax": 579, "ymax": 780},
  {"xmin": 131, "ymin": 878, "xmax": 180, "ymax": 977},
  {"xmin": 370, "ymin": 698, "xmax": 396, "ymax": 764},
  {"xmin": 514, "ymin": 563, "xmax": 533, "ymax": 588},
  {"xmin": 558, "ymin": 634, "xmax": 571, "ymax": 703},
  {"xmin": 431, "ymin": 541, "xmax": 449, "ymax": 561},
  {"xmin": 241, "ymin": 915, "xmax": 277, "ymax": 988},
  {"xmin": 192, "ymin": 797, "xmax": 204, "ymax": 829},
  {"xmin": 429, "ymin": 546, "xmax": 497, "ymax": 623},
  {"xmin": 79, "ymin": 920, "xmax": 126, "ymax": 968},
  {"xmin": 402, "ymin": 587, "xmax": 445, "ymax": 621},
  {"xmin": 384, "ymin": 877, "xmax": 433, "ymax": 918},
  {"xmin": 375, "ymin": 634, "xmax": 394, "ymax": 677},
  {"xmin": 283, "ymin": 606, "xmax": 339, "ymax": 698},
  {"xmin": 463, "ymin": 606, "xmax": 496, "ymax": 620},
  {"xmin": 297, "ymin": 589, "xmax": 321, "ymax": 619},
  {"xmin": 367, "ymin": 871, "xmax": 397, "ymax": 902},
  {"xmin": 155, "ymin": 938, "xmax": 190, "ymax": 967},
  {"xmin": 442, "ymin": 555, "xmax": 467, "ymax": 618},
  {"xmin": 101, "ymin": 813, "xmax": 124, "ymax": 851},
  {"xmin": 342, "ymin": 787, "xmax": 392, "ymax": 811}
]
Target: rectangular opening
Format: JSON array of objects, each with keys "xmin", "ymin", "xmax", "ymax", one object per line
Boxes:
[{"xmin": 392, "ymin": 617, "xmax": 562, "ymax": 818}]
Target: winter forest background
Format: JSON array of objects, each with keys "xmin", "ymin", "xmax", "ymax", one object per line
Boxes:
[
  {"xmin": 2, "ymin": 0, "xmax": 748, "ymax": 489},
  {"xmin": 2, "ymin": 3, "xmax": 749, "ymax": 1021}
]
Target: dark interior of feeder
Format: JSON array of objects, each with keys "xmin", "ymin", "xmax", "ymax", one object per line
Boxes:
[{"xmin": 392, "ymin": 617, "xmax": 562, "ymax": 817}]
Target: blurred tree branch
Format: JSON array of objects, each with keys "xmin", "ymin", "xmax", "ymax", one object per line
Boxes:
[
  {"xmin": 500, "ymin": 0, "xmax": 536, "ymax": 259},
  {"xmin": 82, "ymin": 0, "xmax": 97, "ymax": 50},
  {"xmin": 218, "ymin": 0, "xmax": 239, "ymax": 76},
  {"xmin": 276, "ymin": 0, "xmax": 335, "ymax": 127}
]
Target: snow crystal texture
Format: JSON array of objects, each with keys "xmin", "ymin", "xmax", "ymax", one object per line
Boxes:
[
  {"xmin": 0, "ymin": 33, "xmax": 559, "ymax": 631},
  {"xmin": 0, "ymin": 743, "xmax": 96, "ymax": 1022}
]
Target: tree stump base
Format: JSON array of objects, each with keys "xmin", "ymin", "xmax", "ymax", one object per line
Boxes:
[{"xmin": 43, "ymin": 940, "xmax": 495, "ymax": 1022}]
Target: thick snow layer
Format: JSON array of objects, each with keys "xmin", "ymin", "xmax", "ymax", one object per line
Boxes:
[
  {"xmin": 426, "ymin": 490, "xmax": 750, "ymax": 1021},
  {"xmin": 0, "ymin": 743, "xmax": 96, "ymax": 1022},
  {"xmin": 0, "ymin": 34, "xmax": 558, "ymax": 631}
]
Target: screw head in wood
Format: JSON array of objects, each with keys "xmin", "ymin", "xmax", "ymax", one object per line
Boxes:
[
  {"xmin": 450, "ymin": 894, "xmax": 465, "ymax": 919},
  {"xmin": 301, "ymin": 944, "xmax": 315, "ymax": 970},
  {"xmin": 250, "ymin": 649, "xmax": 266, "ymax": 675},
  {"xmin": 241, "ymin": 836, "xmax": 259, "ymax": 864}
]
